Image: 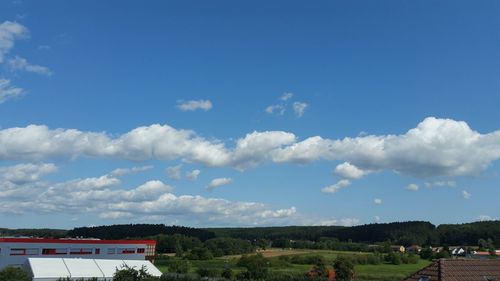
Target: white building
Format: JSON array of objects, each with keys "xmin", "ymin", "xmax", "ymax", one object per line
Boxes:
[
  {"xmin": 25, "ymin": 258, "xmax": 162, "ymax": 281},
  {"xmin": 0, "ymin": 237, "xmax": 156, "ymax": 269}
]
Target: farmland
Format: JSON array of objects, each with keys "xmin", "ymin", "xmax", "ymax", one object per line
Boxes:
[{"xmin": 155, "ymin": 248, "xmax": 432, "ymax": 281}]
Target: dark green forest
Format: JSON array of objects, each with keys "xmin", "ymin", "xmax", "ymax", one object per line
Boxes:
[{"xmin": 2, "ymin": 220, "xmax": 499, "ymax": 250}]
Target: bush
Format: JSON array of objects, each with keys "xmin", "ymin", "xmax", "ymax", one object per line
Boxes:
[
  {"xmin": 167, "ymin": 260, "xmax": 190, "ymax": 274},
  {"xmin": 196, "ymin": 267, "xmax": 220, "ymax": 278},
  {"xmin": 0, "ymin": 267, "xmax": 31, "ymax": 281},
  {"xmin": 221, "ymin": 268, "xmax": 233, "ymax": 280},
  {"xmin": 237, "ymin": 253, "xmax": 269, "ymax": 279}
]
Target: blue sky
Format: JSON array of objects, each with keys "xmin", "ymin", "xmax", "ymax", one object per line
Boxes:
[{"xmin": 0, "ymin": 0, "xmax": 499, "ymax": 229}]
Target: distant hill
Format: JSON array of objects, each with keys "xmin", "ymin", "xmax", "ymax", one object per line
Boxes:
[{"xmin": 2, "ymin": 220, "xmax": 499, "ymax": 247}]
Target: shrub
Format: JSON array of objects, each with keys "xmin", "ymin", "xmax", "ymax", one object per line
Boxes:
[{"xmin": 0, "ymin": 267, "xmax": 31, "ymax": 281}]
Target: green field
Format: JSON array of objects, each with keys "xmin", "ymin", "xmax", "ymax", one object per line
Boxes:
[{"xmin": 155, "ymin": 249, "xmax": 431, "ymax": 280}]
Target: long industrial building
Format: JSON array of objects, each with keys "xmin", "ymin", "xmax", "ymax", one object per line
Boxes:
[{"xmin": 0, "ymin": 237, "xmax": 156, "ymax": 269}]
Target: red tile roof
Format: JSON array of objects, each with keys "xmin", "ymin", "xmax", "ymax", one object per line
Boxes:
[{"xmin": 404, "ymin": 259, "xmax": 500, "ymax": 281}]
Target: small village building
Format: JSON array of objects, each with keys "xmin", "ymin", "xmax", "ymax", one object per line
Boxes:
[
  {"xmin": 404, "ymin": 259, "xmax": 500, "ymax": 281},
  {"xmin": 391, "ymin": 245, "xmax": 405, "ymax": 253},
  {"xmin": 25, "ymin": 258, "xmax": 162, "ymax": 281}
]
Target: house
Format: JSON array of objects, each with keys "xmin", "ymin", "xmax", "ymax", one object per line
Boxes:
[
  {"xmin": 471, "ymin": 250, "xmax": 500, "ymax": 260},
  {"xmin": 391, "ymin": 245, "xmax": 405, "ymax": 253},
  {"xmin": 406, "ymin": 245, "xmax": 422, "ymax": 254},
  {"xmin": 449, "ymin": 247, "xmax": 466, "ymax": 256},
  {"xmin": 403, "ymin": 259, "xmax": 500, "ymax": 281},
  {"xmin": 24, "ymin": 257, "xmax": 162, "ymax": 281}
]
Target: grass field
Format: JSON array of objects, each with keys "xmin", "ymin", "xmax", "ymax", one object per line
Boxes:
[{"xmin": 155, "ymin": 248, "xmax": 431, "ymax": 280}]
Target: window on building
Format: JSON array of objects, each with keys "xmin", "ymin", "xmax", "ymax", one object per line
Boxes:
[
  {"xmin": 10, "ymin": 248, "xmax": 26, "ymax": 255},
  {"xmin": 26, "ymin": 248, "xmax": 39, "ymax": 255},
  {"xmin": 118, "ymin": 248, "xmax": 136, "ymax": 254},
  {"xmin": 137, "ymin": 248, "xmax": 145, "ymax": 254},
  {"xmin": 95, "ymin": 248, "xmax": 100, "ymax": 254},
  {"xmin": 107, "ymin": 248, "xmax": 116, "ymax": 255},
  {"xmin": 42, "ymin": 248, "xmax": 67, "ymax": 255},
  {"xmin": 69, "ymin": 248, "xmax": 93, "ymax": 255}
]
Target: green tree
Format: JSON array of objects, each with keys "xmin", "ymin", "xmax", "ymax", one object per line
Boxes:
[
  {"xmin": 237, "ymin": 253, "xmax": 269, "ymax": 279},
  {"xmin": 113, "ymin": 265, "xmax": 158, "ymax": 281},
  {"xmin": 167, "ymin": 260, "xmax": 190, "ymax": 274},
  {"xmin": 333, "ymin": 257, "xmax": 354, "ymax": 281},
  {"xmin": 0, "ymin": 267, "xmax": 30, "ymax": 281}
]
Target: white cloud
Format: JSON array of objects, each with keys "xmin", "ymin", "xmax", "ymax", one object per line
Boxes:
[
  {"xmin": 0, "ymin": 21, "xmax": 28, "ymax": 63},
  {"xmin": 292, "ymin": 102, "xmax": 308, "ymax": 117},
  {"xmin": 374, "ymin": 216, "xmax": 381, "ymax": 223},
  {"xmin": 321, "ymin": 179, "xmax": 351, "ymax": 194},
  {"xmin": 462, "ymin": 190, "xmax": 471, "ymax": 200},
  {"xmin": 315, "ymin": 217, "xmax": 360, "ymax": 227},
  {"xmin": 110, "ymin": 165, "xmax": 153, "ymax": 177},
  {"xmin": 406, "ymin": 183, "xmax": 419, "ymax": 192},
  {"xmin": 165, "ymin": 165, "xmax": 182, "ymax": 180},
  {"xmin": 265, "ymin": 104, "xmax": 285, "ymax": 115},
  {"xmin": 477, "ymin": 215, "xmax": 494, "ymax": 222},
  {"xmin": 8, "ymin": 56, "xmax": 53, "ymax": 76},
  {"xmin": 374, "ymin": 198, "xmax": 382, "ymax": 205},
  {"xmin": 261, "ymin": 207, "xmax": 297, "ymax": 218},
  {"xmin": 0, "ymin": 78, "xmax": 24, "ymax": 104},
  {"xmin": 334, "ymin": 162, "xmax": 368, "ymax": 179},
  {"xmin": 425, "ymin": 181, "xmax": 456, "ymax": 188},
  {"xmin": 0, "ymin": 166, "xmax": 298, "ymax": 225},
  {"xmin": 231, "ymin": 131, "xmax": 296, "ymax": 170},
  {"xmin": 274, "ymin": 117, "xmax": 500, "ymax": 178},
  {"xmin": 0, "ymin": 163, "xmax": 57, "ymax": 184},
  {"xmin": 207, "ymin": 177, "xmax": 233, "ymax": 191},
  {"xmin": 177, "ymin": 100, "xmax": 212, "ymax": 111},
  {"xmin": 2, "ymin": 117, "xmax": 500, "ymax": 179},
  {"xmin": 186, "ymin": 169, "xmax": 201, "ymax": 181},
  {"xmin": 280, "ymin": 92, "xmax": 293, "ymax": 101}
]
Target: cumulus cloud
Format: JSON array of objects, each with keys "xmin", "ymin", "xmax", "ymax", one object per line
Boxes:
[
  {"xmin": 177, "ymin": 100, "xmax": 212, "ymax": 111},
  {"xmin": 186, "ymin": 169, "xmax": 201, "ymax": 181},
  {"xmin": 293, "ymin": 102, "xmax": 308, "ymax": 117},
  {"xmin": 0, "ymin": 78, "xmax": 24, "ymax": 104},
  {"xmin": 0, "ymin": 21, "xmax": 28, "ymax": 63},
  {"xmin": 425, "ymin": 181, "xmax": 456, "ymax": 188},
  {"xmin": 265, "ymin": 104, "xmax": 285, "ymax": 115},
  {"xmin": 8, "ymin": 56, "xmax": 53, "ymax": 76},
  {"xmin": 374, "ymin": 198, "xmax": 382, "ymax": 205},
  {"xmin": 207, "ymin": 177, "xmax": 233, "ymax": 191},
  {"xmin": 1, "ymin": 117, "xmax": 500, "ymax": 179},
  {"xmin": 274, "ymin": 117, "xmax": 500, "ymax": 177},
  {"xmin": 0, "ymin": 163, "xmax": 57, "ymax": 184},
  {"xmin": 462, "ymin": 190, "xmax": 471, "ymax": 200},
  {"xmin": 477, "ymin": 215, "xmax": 494, "ymax": 222},
  {"xmin": 0, "ymin": 167, "xmax": 297, "ymax": 226},
  {"xmin": 110, "ymin": 165, "xmax": 153, "ymax": 177},
  {"xmin": 166, "ymin": 165, "xmax": 182, "ymax": 180},
  {"xmin": 334, "ymin": 162, "xmax": 368, "ymax": 179},
  {"xmin": 321, "ymin": 179, "xmax": 351, "ymax": 194},
  {"xmin": 374, "ymin": 216, "xmax": 381, "ymax": 223},
  {"xmin": 314, "ymin": 217, "xmax": 360, "ymax": 227},
  {"xmin": 406, "ymin": 184, "xmax": 419, "ymax": 192},
  {"xmin": 280, "ymin": 92, "xmax": 293, "ymax": 101}
]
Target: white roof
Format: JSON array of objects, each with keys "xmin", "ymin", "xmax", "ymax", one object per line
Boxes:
[
  {"xmin": 27, "ymin": 258, "xmax": 162, "ymax": 280},
  {"xmin": 28, "ymin": 258, "xmax": 71, "ymax": 279}
]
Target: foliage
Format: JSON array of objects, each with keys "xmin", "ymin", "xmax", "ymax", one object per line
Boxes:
[
  {"xmin": 68, "ymin": 224, "xmax": 215, "ymax": 241},
  {"xmin": 186, "ymin": 247, "xmax": 213, "ymax": 260},
  {"xmin": 167, "ymin": 260, "xmax": 190, "ymax": 274},
  {"xmin": 333, "ymin": 257, "xmax": 355, "ymax": 281},
  {"xmin": 113, "ymin": 265, "xmax": 159, "ymax": 281},
  {"xmin": 237, "ymin": 253, "xmax": 269, "ymax": 279},
  {"xmin": 204, "ymin": 237, "xmax": 255, "ymax": 257},
  {"xmin": 0, "ymin": 267, "xmax": 30, "ymax": 281}
]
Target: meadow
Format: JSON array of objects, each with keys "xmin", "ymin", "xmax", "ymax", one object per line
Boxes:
[{"xmin": 155, "ymin": 248, "xmax": 431, "ymax": 281}]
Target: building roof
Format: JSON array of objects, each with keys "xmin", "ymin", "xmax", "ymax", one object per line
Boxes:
[
  {"xmin": 27, "ymin": 258, "xmax": 162, "ymax": 280},
  {"xmin": 0, "ymin": 237, "xmax": 155, "ymax": 245},
  {"xmin": 404, "ymin": 259, "xmax": 500, "ymax": 281}
]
